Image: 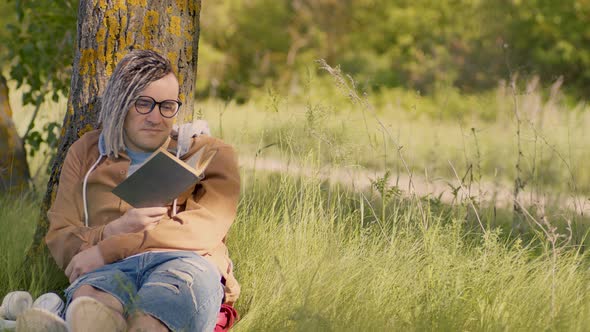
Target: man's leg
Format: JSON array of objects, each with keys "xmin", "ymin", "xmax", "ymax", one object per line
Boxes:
[
  {"xmin": 129, "ymin": 252, "xmax": 223, "ymax": 332},
  {"xmin": 63, "ymin": 259, "xmax": 139, "ymax": 331},
  {"xmin": 127, "ymin": 312, "xmax": 169, "ymax": 332}
]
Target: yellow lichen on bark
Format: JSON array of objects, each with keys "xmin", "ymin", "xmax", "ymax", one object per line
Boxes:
[
  {"xmin": 127, "ymin": 0, "xmax": 147, "ymax": 6},
  {"xmin": 126, "ymin": 23, "xmax": 134, "ymax": 48},
  {"xmin": 186, "ymin": 45, "xmax": 193, "ymax": 61},
  {"xmin": 142, "ymin": 11, "xmax": 160, "ymax": 49},
  {"xmin": 183, "ymin": 17, "xmax": 195, "ymax": 41},
  {"xmin": 98, "ymin": 0, "xmax": 108, "ymax": 10},
  {"xmin": 100, "ymin": 0, "xmax": 131, "ymax": 77},
  {"xmin": 178, "ymin": 73, "xmax": 185, "ymax": 94},
  {"xmin": 167, "ymin": 52, "xmax": 178, "ymax": 69},
  {"xmin": 78, "ymin": 123, "xmax": 94, "ymax": 137},
  {"xmin": 112, "ymin": 0, "xmax": 127, "ymax": 11},
  {"xmin": 119, "ymin": 15, "xmax": 129, "ymax": 47},
  {"xmin": 105, "ymin": 11, "xmax": 121, "ymax": 76},
  {"xmin": 175, "ymin": 0, "xmax": 188, "ymax": 11},
  {"xmin": 168, "ymin": 16, "xmax": 182, "ymax": 37},
  {"xmin": 79, "ymin": 49, "xmax": 97, "ymax": 76},
  {"xmin": 116, "ymin": 14, "xmax": 130, "ymax": 63},
  {"xmin": 96, "ymin": 26, "xmax": 106, "ymax": 47},
  {"xmin": 96, "ymin": 27, "xmax": 106, "ymax": 64}
]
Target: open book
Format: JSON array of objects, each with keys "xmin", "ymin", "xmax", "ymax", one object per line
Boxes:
[{"xmin": 112, "ymin": 145, "xmax": 217, "ymax": 208}]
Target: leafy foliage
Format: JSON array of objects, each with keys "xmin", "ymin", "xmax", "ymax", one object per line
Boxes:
[
  {"xmin": 2, "ymin": 0, "xmax": 77, "ymax": 106},
  {"xmin": 2, "ymin": 0, "xmax": 589, "ymax": 106},
  {"xmin": 199, "ymin": 0, "xmax": 590, "ymax": 98}
]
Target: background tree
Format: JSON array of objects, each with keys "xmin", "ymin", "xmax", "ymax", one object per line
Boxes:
[
  {"xmin": 0, "ymin": 1, "xmax": 29, "ymax": 193},
  {"xmin": 0, "ymin": 0, "xmax": 76, "ymax": 192},
  {"xmin": 0, "ymin": 74, "xmax": 30, "ymax": 193},
  {"xmin": 29, "ymin": 0, "xmax": 202, "ymax": 253}
]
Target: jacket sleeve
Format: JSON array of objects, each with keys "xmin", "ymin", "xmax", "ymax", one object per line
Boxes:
[
  {"xmin": 96, "ymin": 143, "xmax": 240, "ymax": 264},
  {"xmin": 45, "ymin": 145, "xmax": 108, "ymax": 270}
]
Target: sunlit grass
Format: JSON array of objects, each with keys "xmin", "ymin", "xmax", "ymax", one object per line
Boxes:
[
  {"xmin": 2, "ymin": 169, "xmax": 590, "ymax": 331},
  {"xmin": 228, "ymin": 170, "xmax": 590, "ymax": 331},
  {"xmin": 196, "ymin": 83, "xmax": 590, "ymax": 197}
]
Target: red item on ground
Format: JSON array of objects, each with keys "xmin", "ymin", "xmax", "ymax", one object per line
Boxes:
[{"xmin": 215, "ymin": 304, "xmax": 239, "ymax": 331}]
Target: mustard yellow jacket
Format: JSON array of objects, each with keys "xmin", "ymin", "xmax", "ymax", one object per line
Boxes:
[{"xmin": 46, "ymin": 129, "xmax": 241, "ymax": 304}]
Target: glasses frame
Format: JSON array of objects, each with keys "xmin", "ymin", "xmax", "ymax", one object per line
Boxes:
[{"xmin": 133, "ymin": 95, "xmax": 182, "ymax": 118}]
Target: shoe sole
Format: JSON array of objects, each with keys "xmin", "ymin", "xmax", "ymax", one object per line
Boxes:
[
  {"xmin": 65, "ymin": 297, "xmax": 126, "ymax": 332},
  {"xmin": 0, "ymin": 318, "xmax": 17, "ymax": 331},
  {"xmin": 16, "ymin": 308, "xmax": 67, "ymax": 332}
]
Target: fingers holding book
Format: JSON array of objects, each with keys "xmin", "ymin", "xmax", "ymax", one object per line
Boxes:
[{"xmin": 103, "ymin": 207, "xmax": 168, "ymax": 238}]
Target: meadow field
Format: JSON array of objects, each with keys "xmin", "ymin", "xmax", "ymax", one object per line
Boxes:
[{"xmin": 3, "ymin": 73, "xmax": 590, "ymax": 330}]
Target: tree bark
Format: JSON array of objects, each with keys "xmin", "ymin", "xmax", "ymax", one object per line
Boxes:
[
  {"xmin": 29, "ymin": 0, "xmax": 202, "ymax": 254},
  {"xmin": 0, "ymin": 74, "xmax": 31, "ymax": 194}
]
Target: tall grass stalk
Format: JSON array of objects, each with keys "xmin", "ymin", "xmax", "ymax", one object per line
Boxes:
[
  {"xmin": 229, "ymin": 169, "xmax": 590, "ymax": 331},
  {"xmin": 1, "ymin": 167, "xmax": 590, "ymax": 330}
]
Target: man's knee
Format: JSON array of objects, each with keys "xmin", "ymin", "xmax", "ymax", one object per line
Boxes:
[{"xmin": 72, "ymin": 285, "xmax": 124, "ymax": 314}]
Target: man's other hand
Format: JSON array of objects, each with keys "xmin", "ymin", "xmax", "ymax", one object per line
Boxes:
[
  {"xmin": 104, "ymin": 207, "xmax": 168, "ymax": 238},
  {"xmin": 65, "ymin": 246, "xmax": 105, "ymax": 282}
]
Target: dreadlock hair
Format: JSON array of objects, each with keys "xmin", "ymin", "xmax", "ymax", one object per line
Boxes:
[{"xmin": 99, "ymin": 49, "xmax": 175, "ymax": 158}]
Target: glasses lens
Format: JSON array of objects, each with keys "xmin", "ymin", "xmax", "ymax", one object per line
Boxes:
[
  {"xmin": 160, "ymin": 101, "xmax": 180, "ymax": 117},
  {"xmin": 135, "ymin": 98, "xmax": 155, "ymax": 114}
]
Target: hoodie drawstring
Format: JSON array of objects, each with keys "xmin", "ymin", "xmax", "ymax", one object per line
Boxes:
[{"xmin": 82, "ymin": 155, "xmax": 104, "ymax": 227}]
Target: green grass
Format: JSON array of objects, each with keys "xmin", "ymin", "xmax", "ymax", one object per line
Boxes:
[
  {"xmin": 0, "ymin": 194, "xmax": 68, "ymax": 299},
  {"xmin": 229, "ymin": 170, "xmax": 590, "ymax": 331},
  {"xmin": 3, "ymin": 169, "xmax": 590, "ymax": 330}
]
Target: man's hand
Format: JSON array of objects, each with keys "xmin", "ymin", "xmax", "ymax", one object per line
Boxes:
[
  {"xmin": 104, "ymin": 207, "xmax": 168, "ymax": 238},
  {"xmin": 65, "ymin": 246, "xmax": 105, "ymax": 283}
]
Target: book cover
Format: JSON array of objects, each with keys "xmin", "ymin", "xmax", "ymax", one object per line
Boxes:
[{"xmin": 112, "ymin": 145, "xmax": 217, "ymax": 208}]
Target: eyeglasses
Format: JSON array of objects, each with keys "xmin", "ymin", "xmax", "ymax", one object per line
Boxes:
[{"xmin": 134, "ymin": 96, "xmax": 182, "ymax": 118}]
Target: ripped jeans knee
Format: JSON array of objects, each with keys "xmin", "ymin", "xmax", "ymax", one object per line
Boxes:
[
  {"xmin": 64, "ymin": 251, "xmax": 223, "ymax": 332},
  {"xmin": 134, "ymin": 254, "xmax": 223, "ymax": 331}
]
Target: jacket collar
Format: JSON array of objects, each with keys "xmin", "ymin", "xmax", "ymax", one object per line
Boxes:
[{"xmin": 99, "ymin": 131, "xmax": 172, "ymax": 160}]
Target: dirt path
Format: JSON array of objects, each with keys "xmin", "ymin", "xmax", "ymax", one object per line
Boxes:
[{"xmin": 239, "ymin": 156, "xmax": 590, "ymax": 217}]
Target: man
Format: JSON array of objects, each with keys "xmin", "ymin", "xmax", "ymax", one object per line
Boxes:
[{"xmin": 20, "ymin": 50, "xmax": 240, "ymax": 332}]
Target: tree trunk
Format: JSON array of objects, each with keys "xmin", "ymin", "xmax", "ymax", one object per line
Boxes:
[
  {"xmin": 0, "ymin": 74, "xmax": 31, "ymax": 194},
  {"xmin": 29, "ymin": 0, "xmax": 201, "ymax": 254}
]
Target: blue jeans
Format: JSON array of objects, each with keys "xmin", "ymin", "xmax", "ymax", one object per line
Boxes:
[{"xmin": 64, "ymin": 251, "xmax": 223, "ymax": 332}]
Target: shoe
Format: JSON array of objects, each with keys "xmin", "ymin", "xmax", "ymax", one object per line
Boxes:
[
  {"xmin": 15, "ymin": 308, "xmax": 67, "ymax": 332},
  {"xmin": 32, "ymin": 293, "xmax": 64, "ymax": 317},
  {"xmin": 65, "ymin": 296, "xmax": 126, "ymax": 332},
  {"xmin": 1, "ymin": 292, "xmax": 33, "ymax": 320},
  {"xmin": 0, "ymin": 318, "xmax": 16, "ymax": 331}
]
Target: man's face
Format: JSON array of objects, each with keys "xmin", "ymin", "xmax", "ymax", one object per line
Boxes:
[{"xmin": 123, "ymin": 73, "xmax": 179, "ymax": 153}]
